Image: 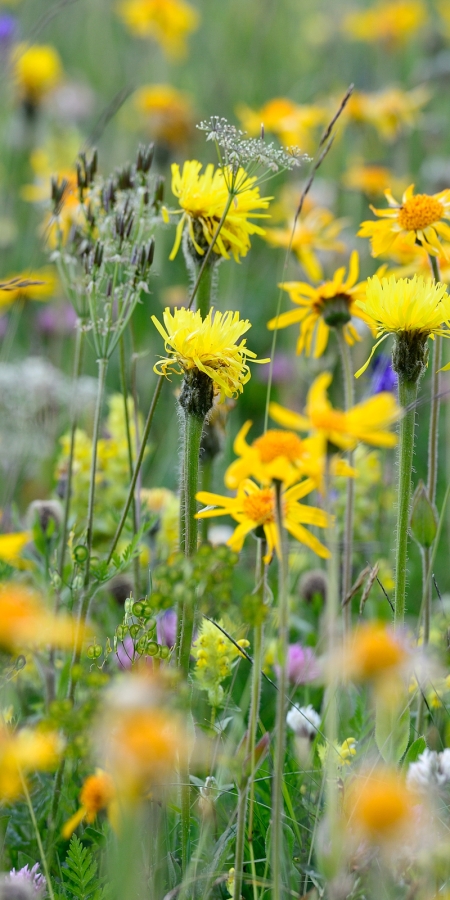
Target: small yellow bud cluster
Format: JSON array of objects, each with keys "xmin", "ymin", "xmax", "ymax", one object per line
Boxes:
[{"xmin": 192, "ymin": 618, "xmax": 249, "ymax": 707}]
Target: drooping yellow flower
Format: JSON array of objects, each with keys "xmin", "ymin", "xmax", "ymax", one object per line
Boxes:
[
  {"xmin": 117, "ymin": 0, "xmax": 199, "ymax": 59},
  {"xmin": 343, "ymin": 164, "xmax": 406, "ymax": 199},
  {"xmin": 133, "ymin": 84, "xmax": 193, "ymax": 145},
  {"xmin": 236, "ymin": 97, "xmax": 326, "ymax": 154},
  {"xmin": 345, "ymin": 769, "xmax": 414, "ymax": 845},
  {"xmin": 12, "ymin": 43, "xmax": 62, "ymax": 104},
  {"xmin": 346, "ymin": 87, "xmax": 429, "ymax": 141},
  {"xmin": 269, "ymin": 372, "xmax": 401, "ymax": 451},
  {"xmin": 152, "ymin": 307, "xmax": 268, "ymax": 400},
  {"xmin": 62, "ymin": 770, "xmax": 116, "ymax": 838},
  {"xmin": 343, "ymin": 0, "xmax": 426, "ymax": 47},
  {"xmin": 355, "ymin": 275, "xmax": 450, "ymax": 376},
  {"xmin": 166, "ymin": 160, "xmax": 271, "ymax": 262},
  {"xmin": 0, "ymin": 268, "xmax": 57, "ymax": 309},
  {"xmin": 267, "ymin": 251, "xmax": 372, "ymax": 358},
  {"xmin": 264, "ymin": 205, "xmax": 346, "ymax": 281},
  {"xmin": 0, "ymin": 583, "xmax": 88, "ymax": 651},
  {"xmin": 196, "ymin": 478, "xmax": 329, "ymax": 564},
  {"xmin": 0, "ymin": 726, "xmax": 63, "ymax": 800},
  {"xmin": 359, "ymin": 184, "xmax": 450, "ymax": 259}
]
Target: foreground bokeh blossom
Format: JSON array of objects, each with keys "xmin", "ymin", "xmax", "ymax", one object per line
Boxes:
[
  {"xmin": 117, "ymin": 0, "xmax": 199, "ymax": 58},
  {"xmin": 166, "ymin": 160, "xmax": 271, "ymax": 262},
  {"xmin": 152, "ymin": 307, "xmax": 268, "ymax": 400},
  {"xmin": 344, "ymin": 768, "xmax": 416, "ymax": 848},
  {"xmin": 0, "ymin": 583, "xmax": 88, "ymax": 651},
  {"xmin": 0, "ymin": 727, "xmax": 63, "ymax": 800},
  {"xmin": 360, "ymin": 184, "xmax": 450, "ymax": 258}
]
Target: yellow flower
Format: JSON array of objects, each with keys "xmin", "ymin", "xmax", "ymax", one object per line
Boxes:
[
  {"xmin": 236, "ymin": 97, "xmax": 326, "ymax": 154},
  {"xmin": 346, "ymin": 87, "xmax": 429, "ymax": 141},
  {"xmin": 267, "ymin": 251, "xmax": 372, "ymax": 358},
  {"xmin": 355, "ymin": 275, "xmax": 450, "ymax": 376},
  {"xmin": 167, "ymin": 160, "xmax": 271, "ymax": 262},
  {"xmin": 345, "ymin": 768, "xmax": 414, "ymax": 844},
  {"xmin": 116, "ymin": 0, "xmax": 199, "ymax": 59},
  {"xmin": 13, "ymin": 43, "xmax": 62, "ymax": 103},
  {"xmin": 152, "ymin": 307, "xmax": 268, "ymax": 401},
  {"xmin": 0, "ymin": 726, "xmax": 62, "ymax": 800},
  {"xmin": 339, "ymin": 737, "xmax": 357, "ymax": 763},
  {"xmin": 345, "ymin": 622, "xmax": 408, "ymax": 683},
  {"xmin": 0, "ymin": 583, "xmax": 88, "ymax": 651},
  {"xmin": 193, "ymin": 618, "xmax": 249, "ymax": 706},
  {"xmin": 196, "ymin": 478, "xmax": 329, "ymax": 564},
  {"xmin": 62, "ymin": 770, "xmax": 116, "ymax": 838},
  {"xmin": 270, "ymin": 372, "xmax": 401, "ymax": 451},
  {"xmin": 0, "ymin": 532, "xmax": 30, "ymax": 569},
  {"xmin": 108, "ymin": 708, "xmax": 191, "ymax": 796},
  {"xmin": 343, "ymin": 0, "xmax": 426, "ymax": 46},
  {"xmin": 133, "ymin": 84, "xmax": 193, "ymax": 145},
  {"xmin": 359, "ymin": 184, "xmax": 450, "ymax": 259},
  {"xmin": 263, "ymin": 205, "xmax": 346, "ymax": 281},
  {"xmin": 343, "ymin": 164, "xmax": 406, "ymax": 199},
  {"xmin": 0, "ymin": 268, "xmax": 57, "ymax": 309}
]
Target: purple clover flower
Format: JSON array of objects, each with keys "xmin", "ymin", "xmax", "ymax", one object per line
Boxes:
[
  {"xmin": 9, "ymin": 864, "xmax": 46, "ymax": 896},
  {"xmin": 275, "ymin": 643, "xmax": 320, "ymax": 685}
]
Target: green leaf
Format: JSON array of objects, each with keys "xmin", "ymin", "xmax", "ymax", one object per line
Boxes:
[
  {"xmin": 63, "ymin": 834, "xmax": 100, "ymax": 900},
  {"xmin": 375, "ymin": 693, "xmax": 410, "ymax": 764},
  {"xmin": 402, "ymin": 736, "xmax": 427, "ymax": 768}
]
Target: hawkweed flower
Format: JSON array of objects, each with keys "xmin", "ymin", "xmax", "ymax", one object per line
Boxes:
[
  {"xmin": 355, "ymin": 275, "xmax": 450, "ymax": 380},
  {"xmin": 196, "ymin": 477, "xmax": 329, "ymax": 563},
  {"xmin": 270, "ymin": 372, "xmax": 401, "ymax": 451},
  {"xmin": 62, "ymin": 770, "xmax": 116, "ymax": 838},
  {"xmin": 264, "ymin": 204, "xmax": 347, "ymax": 281},
  {"xmin": 236, "ymin": 97, "xmax": 326, "ymax": 154},
  {"xmin": 359, "ymin": 184, "xmax": 450, "ymax": 258},
  {"xmin": 345, "ymin": 87, "xmax": 429, "ymax": 141},
  {"xmin": 192, "ymin": 617, "xmax": 249, "ymax": 707},
  {"xmin": 0, "ymin": 726, "xmax": 63, "ymax": 800},
  {"xmin": 165, "ymin": 160, "xmax": 272, "ymax": 262},
  {"xmin": 133, "ymin": 84, "xmax": 193, "ymax": 145},
  {"xmin": 267, "ymin": 251, "xmax": 372, "ymax": 358},
  {"xmin": 343, "ymin": 0, "xmax": 426, "ymax": 46},
  {"xmin": 116, "ymin": 0, "xmax": 199, "ymax": 59},
  {"xmin": 152, "ymin": 307, "xmax": 268, "ymax": 401},
  {"xmin": 12, "ymin": 43, "xmax": 62, "ymax": 107}
]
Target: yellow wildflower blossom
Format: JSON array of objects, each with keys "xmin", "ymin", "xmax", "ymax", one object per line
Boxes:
[
  {"xmin": 0, "ymin": 726, "xmax": 63, "ymax": 800},
  {"xmin": 264, "ymin": 205, "xmax": 346, "ymax": 281},
  {"xmin": 345, "ymin": 622, "xmax": 408, "ymax": 683},
  {"xmin": 355, "ymin": 275, "xmax": 450, "ymax": 376},
  {"xmin": 192, "ymin": 618, "xmax": 249, "ymax": 706},
  {"xmin": 343, "ymin": 0, "xmax": 426, "ymax": 47},
  {"xmin": 167, "ymin": 160, "xmax": 271, "ymax": 262},
  {"xmin": 117, "ymin": 0, "xmax": 199, "ymax": 59},
  {"xmin": 152, "ymin": 307, "xmax": 268, "ymax": 401},
  {"xmin": 196, "ymin": 478, "xmax": 329, "ymax": 564},
  {"xmin": 236, "ymin": 97, "xmax": 326, "ymax": 153},
  {"xmin": 0, "ymin": 268, "xmax": 57, "ymax": 309},
  {"xmin": 343, "ymin": 164, "xmax": 406, "ymax": 198},
  {"xmin": 345, "ymin": 768, "xmax": 414, "ymax": 845},
  {"xmin": 346, "ymin": 87, "xmax": 429, "ymax": 141},
  {"xmin": 0, "ymin": 583, "xmax": 88, "ymax": 651},
  {"xmin": 270, "ymin": 372, "xmax": 401, "ymax": 451},
  {"xmin": 13, "ymin": 43, "xmax": 62, "ymax": 104},
  {"xmin": 0, "ymin": 532, "xmax": 30, "ymax": 569},
  {"xmin": 62, "ymin": 770, "xmax": 116, "ymax": 838},
  {"xmin": 267, "ymin": 251, "xmax": 372, "ymax": 358},
  {"xmin": 133, "ymin": 84, "xmax": 193, "ymax": 145},
  {"xmin": 359, "ymin": 184, "xmax": 450, "ymax": 259}
]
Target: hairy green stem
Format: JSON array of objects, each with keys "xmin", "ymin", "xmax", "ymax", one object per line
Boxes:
[
  {"xmin": 394, "ymin": 376, "xmax": 418, "ymax": 626},
  {"xmin": 271, "ymin": 480, "xmax": 288, "ymax": 900},
  {"xmin": 336, "ymin": 328, "xmax": 355, "ymax": 632},
  {"xmin": 58, "ymin": 325, "xmax": 85, "ymax": 577},
  {"xmin": 324, "ymin": 456, "xmax": 339, "ymax": 859},
  {"xmin": 179, "ymin": 410, "xmax": 204, "ymax": 673}
]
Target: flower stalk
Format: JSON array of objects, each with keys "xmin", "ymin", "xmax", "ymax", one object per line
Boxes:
[
  {"xmin": 335, "ymin": 326, "xmax": 355, "ymax": 632},
  {"xmin": 58, "ymin": 324, "xmax": 85, "ymax": 577},
  {"xmin": 271, "ymin": 479, "xmax": 288, "ymax": 900},
  {"xmin": 394, "ymin": 374, "xmax": 418, "ymax": 626}
]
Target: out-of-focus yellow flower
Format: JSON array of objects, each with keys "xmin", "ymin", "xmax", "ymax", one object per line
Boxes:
[
  {"xmin": 0, "ymin": 532, "xmax": 30, "ymax": 569},
  {"xmin": 108, "ymin": 708, "xmax": 190, "ymax": 796},
  {"xmin": 346, "ymin": 87, "xmax": 429, "ymax": 141},
  {"xmin": 345, "ymin": 768, "xmax": 415, "ymax": 845},
  {"xmin": 264, "ymin": 205, "xmax": 346, "ymax": 281},
  {"xmin": 318, "ymin": 735, "xmax": 357, "ymax": 767},
  {"xmin": 152, "ymin": 307, "xmax": 268, "ymax": 401},
  {"xmin": 0, "ymin": 726, "xmax": 63, "ymax": 800},
  {"xmin": 0, "ymin": 268, "xmax": 57, "ymax": 309},
  {"xmin": 355, "ymin": 275, "xmax": 450, "ymax": 376},
  {"xmin": 12, "ymin": 43, "xmax": 62, "ymax": 104},
  {"xmin": 343, "ymin": 0, "xmax": 426, "ymax": 47},
  {"xmin": 267, "ymin": 251, "xmax": 372, "ymax": 358},
  {"xmin": 270, "ymin": 372, "xmax": 401, "ymax": 451},
  {"xmin": 339, "ymin": 737, "xmax": 357, "ymax": 763},
  {"xmin": 345, "ymin": 622, "xmax": 408, "ymax": 683},
  {"xmin": 383, "ymin": 242, "xmax": 450, "ymax": 282},
  {"xmin": 166, "ymin": 160, "xmax": 271, "ymax": 262},
  {"xmin": 437, "ymin": 0, "xmax": 450, "ymax": 39},
  {"xmin": 343, "ymin": 164, "xmax": 406, "ymax": 198},
  {"xmin": 236, "ymin": 97, "xmax": 326, "ymax": 153},
  {"xmin": 62, "ymin": 770, "xmax": 116, "ymax": 838},
  {"xmin": 140, "ymin": 487, "xmax": 179, "ymax": 559},
  {"xmin": 22, "ymin": 147, "xmax": 86, "ymax": 247},
  {"xmin": 117, "ymin": 0, "xmax": 199, "ymax": 59},
  {"xmin": 193, "ymin": 617, "xmax": 249, "ymax": 707},
  {"xmin": 360, "ymin": 184, "xmax": 450, "ymax": 259},
  {"xmin": 0, "ymin": 583, "xmax": 88, "ymax": 651},
  {"xmin": 133, "ymin": 84, "xmax": 193, "ymax": 145},
  {"xmin": 196, "ymin": 478, "xmax": 329, "ymax": 563}
]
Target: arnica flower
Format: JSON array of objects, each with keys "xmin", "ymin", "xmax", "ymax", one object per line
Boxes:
[
  {"xmin": 116, "ymin": 0, "xmax": 199, "ymax": 59},
  {"xmin": 133, "ymin": 84, "xmax": 193, "ymax": 145},
  {"xmin": 345, "ymin": 768, "xmax": 415, "ymax": 846},
  {"xmin": 264, "ymin": 204, "xmax": 346, "ymax": 282},
  {"xmin": 345, "ymin": 86, "xmax": 429, "ymax": 142},
  {"xmin": 192, "ymin": 618, "xmax": 250, "ymax": 707},
  {"xmin": 0, "ymin": 726, "xmax": 63, "ymax": 800},
  {"xmin": 0, "ymin": 583, "xmax": 88, "ymax": 651},
  {"xmin": 0, "ymin": 268, "xmax": 56, "ymax": 310},
  {"xmin": 152, "ymin": 307, "xmax": 268, "ymax": 401},
  {"xmin": 62, "ymin": 770, "xmax": 116, "ymax": 838},
  {"xmin": 267, "ymin": 251, "xmax": 372, "ymax": 358},
  {"xmin": 270, "ymin": 372, "xmax": 401, "ymax": 452},
  {"xmin": 166, "ymin": 160, "xmax": 271, "ymax": 262},
  {"xmin": 196, "ymin": 478, "xmax": 329, "ymax": 564},
  {"xmin": 343, "ymin": 164, "xmax": 405, "ymax": 199},
  {"xmin": 359, "ymin": 184, "xmax": 450, "ymax": 259},
  {"xmin": 236, "ymin": 97, "xmax": 326, "ymax": 154},
  {"xmin": 354, "ymin": 275, "xmax": 450, "ymax": 377},
  {"xmin": 12, "ymin": 43, "xmax": 62, "ymax": 105},
  {"xmin": 343, "ymin": 0, "xmax": 426, "ymax": 47}
]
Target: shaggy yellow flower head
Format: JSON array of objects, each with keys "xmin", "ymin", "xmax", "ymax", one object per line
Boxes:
[
  {"xmin": 117, "ymin": 0, "xmax": 199, "ymax": 59},
  {"xmin": 133, "ymin": 84, "xmax": 193, "ymax": 145},
  {"xmin": 63, "ymin": 770, "xmax": 116, "ymax": 838},
  {"xmin": 267, "ymin": 251, "xmax": 372, "ymax": 358},
  {"xmin": 270, "ymin": 372, "xmax": 401, "ymax": 451},
  {"xmin": 343, "ymin": 0, "xmax": 426, "ymax": 47},
  {"xmin": 355, "ymin": 275, "xmax": 450, "ymax": 376},
  {"xmin": 236, "ymin": 97, "xmax": 326, "ymax": 153},
  {"xmin": 167, "ymin": 160, "xmax": 271, "ymax": 262},
  {"xmin": 346, "ymin": 87, "xmax": 429, "ymax": 141},
  {"xmin": 152, "ymin": 307, "xmax": 268, "ymax": 400},
  {"xmin": 196, "ymin": 478, "xmax": 329, "ymax": 564},
  {"xmin": 264, "ymin": 205, "xmax": 346, "ymax": 281},
  {"xmin": 359, "ymin": 184, "xmax": 450, "ymax": 259},
  {"xmin": 345, "ymin": 769, "xmax": 414, "ymax": 845},
  {"xmin": 13, "ymin": 43, "xmax": 62, "ymax": 103},
  {"xmin": 0, "ymin": 726, "xmax": 63, "ymax": 800}
]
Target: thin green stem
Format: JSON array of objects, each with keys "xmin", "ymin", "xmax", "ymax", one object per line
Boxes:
[
  {"xmin": 336, "ymin": 328, "xmax": 355, "ymax": 632},
  {"xmin": 395, "ymin": 376, "xmax": 418, "ymax": 626},
  {"xmin": 200, "ymin": 458, "xmax": 213, "ymax": 543},
  {"xmin": 58, "ymin": 326, "xmax": 85, "ymax": 577},
  {"xmin": 195, "ymin": 260, "xmax": 215, "ymax": 320},
  {"xmin": 272, "ymin": 480, "xmax": 288, "ymax": 900},
  {"xmin": 119, "ymin": 335, "xmax": 140, "ymax": 597},
  {"xmin": 19, "ymin": 772, "xmax": 55, "ymax": 900},
  {"xmin": 179, "ymin": 410, "xmax": 204, "ymax": 675},
  {"xmin": 84, "ymin": 357, "xmax": 108, "ymax": 588},
  {"xmin": 324, "ymin": 456, "xmax": 339, "ymax": 857},
  {"xmin": 187, "ymin": 194, "xmax": 234, "ymax": 313},
  {"xmin": 233, "ymin": 786, "xmax": 249, "ymax": 900}
]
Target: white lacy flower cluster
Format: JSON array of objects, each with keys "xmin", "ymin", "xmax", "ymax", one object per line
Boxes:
[
  {"xmin": 286, "ymin": 704, "xmax": 321, "ymax": 740},
  {"xmin": 407, "ymin": 748, "xmax": 450, "ymax": 792}
]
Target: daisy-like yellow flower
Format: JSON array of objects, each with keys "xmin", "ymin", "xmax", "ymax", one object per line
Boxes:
[
  {"xmin": 62, "ymin": 770, "xmax": 116, "ymax": 838},
  {"xmin": 151, "ymin": 307, "xmax": 268, "ymax": 401},
  {"xmin": 264, "ymin": 205, "xmax": 346, "ymax": 281},
  {"xmin": 133, "ymin": 84, "xmax": 193, "ymax": 145},
  {"xmin": 236, "ymin": 97, "xmax": 326, "ymax": 154},
  {"xmin": 355, "ymin": 275, "xmax": 450, "ymax": 376},
  {"xmin": 12, "ymin": 43, "xmax": 62, "ymax": 105},
  {"xmin": 0, "ymin": 268, "xmax": 57, "ymax": 309},
  {"xmin": 346, "ymin": 87, "xmax": 429, "ymax": 141},
  {"xmin": 270, "ymin": 372, "xmax": 401, "ymax": 451},
  {"xmin": 359, "ymin": 184, "xmax": 450, "ymax": 259},
  {"xmin": 267, "ymin": 251, "xmax": 372, "ymax": 358},
  {"xmin": 0, "ymin": 726, "xmax": 63, "ymax": 801},
  {"xmin": 343, "ymin": 0, "xmax": 426, "ymax": 47},
  {"xmin": 166, "ymin": 160, "xmax": 271, "ymax": 263},
  {"xmin": 117, "ymin": 0, "xmax": 199, "ymax": 59},
  {"xmin": 196, "ymin": 478, "xmax": 329, "ymax": 564},
  {"xmin": 343, "ymin": 164, "xmax": 406, "ymax": 199}
]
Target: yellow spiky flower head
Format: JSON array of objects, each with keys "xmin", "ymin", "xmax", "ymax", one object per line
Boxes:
[{"xmin": 359, "ymin": 184, "xmax": 450, "ymax": 259}]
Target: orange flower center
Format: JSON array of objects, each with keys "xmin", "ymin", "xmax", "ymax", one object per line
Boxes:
[
  {"xmin": 253, "ymin": 430, "xmax": 303, "ymax": 463},
  {"xmin": 398, "ymin": 194, "xmax": 444, "ymax": 232},
  {"xmin": 350, "ymin": 777, "xmax": 410, "ymax": 839},
  {"xmin": 242, "ymin": 488, "xmax": 276, "ymax": 524},
  {"xmin": 351, "ymin": 625, "xmax": 406, "ymax": 680}
]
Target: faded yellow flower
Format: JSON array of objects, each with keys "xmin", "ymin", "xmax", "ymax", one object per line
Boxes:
[
  {"xmin": 117, "ymin": 0, "xmax": 199, "ymax": 59},
  {"xmin": 12, "ymin": 43, "xmax": 62, "ymax": 103},
  {"xmin": 264, "ymin": 204, "xmax": 346, "ymax": 281},
  {"xmin": 343, "ymin": 164, "xmax": 406, "ymax": 199},
  {"xmin": 133, "ymin": 84, "xmax": 193, "ymax": 145},
  {"xmin": 0, "ymin": 583, "xmax": 89, "ymax": 651},
  {"xmin": 346, "ymin": 87, "xmax": 429, "ymax": 141},
  {"xmin": 62, "ymin": 770, "xmax": 116, "ymax": 838},
  {"xmin": 343, "ymin": 0, "xmax": 426, "ymax": 47},
  {"xmin": 236, "ymin": 97, "xmax": 326, "ymax": 153}
]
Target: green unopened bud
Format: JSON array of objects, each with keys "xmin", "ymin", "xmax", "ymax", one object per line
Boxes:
[
  {"xmin": 410, "ymin": 480, "xmax": 438, "ymax": 548},
  {"xmin": 321, "ymin": 294, "xmax": 352, "ymax": 327}
]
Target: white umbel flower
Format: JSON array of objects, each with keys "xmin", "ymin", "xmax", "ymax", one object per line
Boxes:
[{"xmin": 286, "ymin": 704, "xmax": 321, "ymax": 740}]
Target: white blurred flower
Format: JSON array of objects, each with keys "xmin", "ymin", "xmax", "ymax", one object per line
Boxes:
[
  {"xmin": 407, "ymin": 748, "xmax": 450, "ymax": 792},
  {"xmin": 286, "ymin": 704, "xmax": 321, "ymax": 739}
]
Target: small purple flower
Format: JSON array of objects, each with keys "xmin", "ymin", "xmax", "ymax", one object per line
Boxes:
[
  {"xmin": 370, "ymin": 354, "xmax": 397, "ymax": 395},
  {"xmin": 0, "ymin": 14, "xmax": 17, "ymax": 47},
  {"xmin": 257, "ymin": 353, "xmax": 297, "ymax": 384},
  {"xmin": 156, "ymin": 609, "xmax": 177, "ymax": 648},
  {"xmin": 275, "ymin": 643, "xmax": 320, "ymax": 685},
  {"xmin": 9, "ymin": 864, "xmax": 46, "ymax": 896},
  {"xmin": 36, "ymin": 303, "xmax": 77, "ymax": 337}
]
